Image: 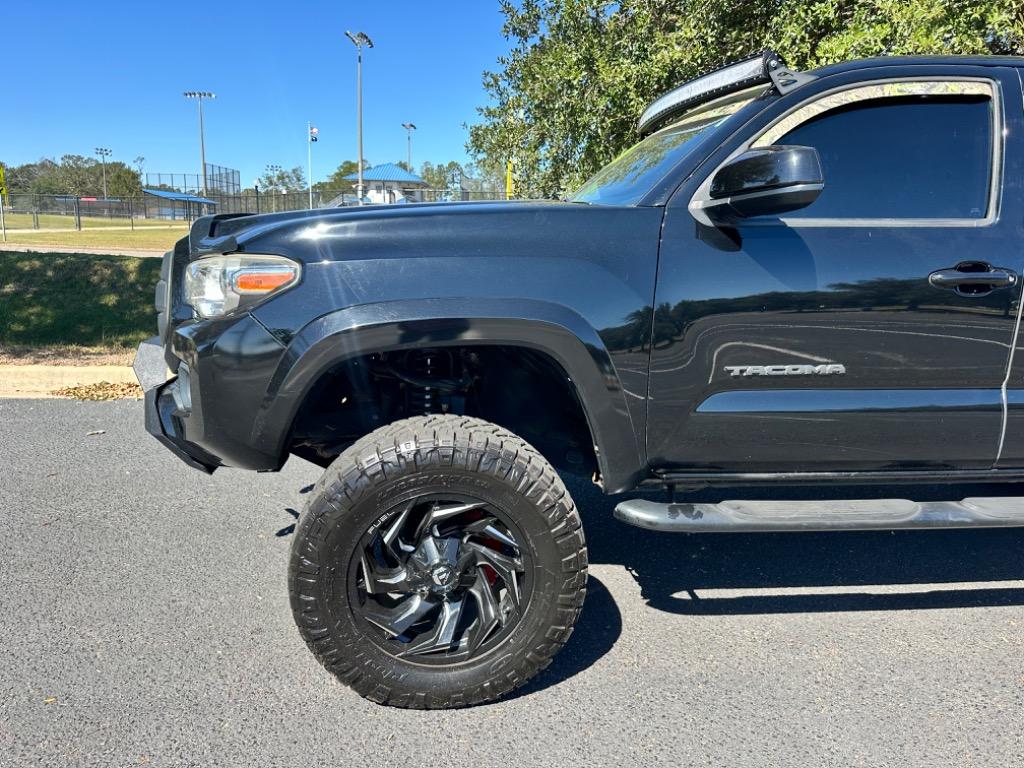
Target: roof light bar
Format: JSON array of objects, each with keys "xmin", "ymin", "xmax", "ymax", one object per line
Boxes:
[{"xmin": 638, "ymin": 50, "xmax": 814, "ymax": 136}]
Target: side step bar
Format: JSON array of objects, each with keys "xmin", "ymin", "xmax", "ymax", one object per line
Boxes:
[{"xmin": 614, "ymin": 498, "xmax": 1024, "ymax": 533}]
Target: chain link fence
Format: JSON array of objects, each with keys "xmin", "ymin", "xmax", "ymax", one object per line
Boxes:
[
  {"xmin": 0, "ymin": 188, "xmax": 507, "ymax": 232},
  {"xmin": 145, "ymin": 165, "xmax": 241, "ymax": 196}
]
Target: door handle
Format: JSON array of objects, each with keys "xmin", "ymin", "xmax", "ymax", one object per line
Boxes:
[{"xmin": 928, "ymin": 265, "xmax": 1017, "ymax": 292}]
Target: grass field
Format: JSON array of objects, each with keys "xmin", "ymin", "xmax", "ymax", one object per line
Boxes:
[
  {"xmin": 1, "ymin": 227, "xmax": 186, "ymax": 251},
  {"xmin": 0, "ymin": 251, "xmax": 159, "ymax": 361},
  {"xmin": 2, "ymin": 212, "xmax": 191, "ymax": 230}
]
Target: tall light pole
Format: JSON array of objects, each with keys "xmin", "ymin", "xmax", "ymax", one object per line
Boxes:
[
  {"xmin": 345, "ymin": 31, "xmax": 373, "ymax": 205},
  {"xmin": 183, "ymin": 91, "xmax": 215, "ymax": 194},
  {"xmin": 266, "ymin": 164, "xmax": 282, "ymax": 211},
  {"xmin": 94, "ymin": 147, "xmax": 111, "ymax": 199},
  {"xmin": 265, "ymin": 164, "xmax": 283, "ymax": 189},
  {"xmin": 401, "ymin": 122, "xmax": 416, "ymax": 170}
]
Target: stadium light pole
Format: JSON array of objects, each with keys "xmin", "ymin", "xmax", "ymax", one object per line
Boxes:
[
  {"xmin": 266, "ymin": 164, "xmax": 283, "ymax": 211},
  {"xmin": 345, "ymin": 31, "xmax": 373, "ymax": 205},
  {"xmin": 94, "ymin": 147, "xmax": 111, "ymax": 199},
  {"xmin": 265, "ymin": 164, "xmax": 283, "ymax": 189},
  {"xmin": 401, "ymin": 122, "xmax": 416, "ymax": 170},
  {"xmin": 183, "ymin": 91, "xmax": 215, "ymax": 194}
]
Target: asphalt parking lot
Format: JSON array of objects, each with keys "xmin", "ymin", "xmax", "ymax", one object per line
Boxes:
[{"xmin": 2, "ymin": 398, "xmax": 1023, "ymax": 767}]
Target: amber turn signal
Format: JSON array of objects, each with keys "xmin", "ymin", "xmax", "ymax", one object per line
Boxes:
[{"xmin": 233, "ymin": 269, "xmax": 297, "ymax": 293}]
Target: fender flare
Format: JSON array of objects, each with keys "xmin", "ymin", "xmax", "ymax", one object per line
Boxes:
[{"xmin": 252, "ymin": 298, "xmax": 645, "ymax": 493}]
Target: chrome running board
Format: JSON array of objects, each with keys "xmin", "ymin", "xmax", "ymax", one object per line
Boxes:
[{"xmin": 614, "ymin": 497, "xmax": 1024, "ymax": 533}]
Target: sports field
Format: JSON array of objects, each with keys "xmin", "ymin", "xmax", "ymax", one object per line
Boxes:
[{"xmin": 1, "ymin": 226, "xmax": 186, "ymax": 251}]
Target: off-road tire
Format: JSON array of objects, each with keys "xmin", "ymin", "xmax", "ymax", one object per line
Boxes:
[{"xmin": 288, "ymin": 415, "xmax": 588, "ymax": 709}]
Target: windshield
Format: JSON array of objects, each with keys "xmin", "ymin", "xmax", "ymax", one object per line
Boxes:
[{"xmin": 570, "ymin": 87, "xmax": 761, "ymax": 206}]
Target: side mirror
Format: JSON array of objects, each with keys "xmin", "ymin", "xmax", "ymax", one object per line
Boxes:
[{"xmin": 690, "ymin": 145, "xmax": 824, "ymax": 226}]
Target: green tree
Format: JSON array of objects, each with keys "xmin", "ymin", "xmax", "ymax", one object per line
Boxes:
[
  {"xmin": 4, "ymin": 159, "xmax": 61, "ymax": 194},
  {"xmin": 462, "ymin": 162, "xmax": 505, "ymax": 195},
  {"xmin": 419, "ymin": 160, "xmax": 464, "ymax": 190},
  {"xmin": 313, "ymin": 160, "xmax": 361, "ymax": 194},
  {"xmin": 258, "ymin": 165, "xmax": 306, "ymax": 192},
  {"xmin": 2, "ymin": 155, "xmax": 143, "ymax": 197},
  {"xmin": 107, "ymin": 164, "xmax": 143, "ymax": 198},
  {"xmin": 54, "ymin": 154, "xmax": 98, "ymax": 196},
  {"xmin": 468, "ymin": 0, "xmax": 1024, "ymax": 197}
]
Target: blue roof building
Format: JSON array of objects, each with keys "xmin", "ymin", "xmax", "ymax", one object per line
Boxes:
[
  {"xmin": 142, "ymin": 187, "xmax": 217, "ymax": 220},
  {"xmin": 342, "ymin": 163, "xmax": 429, "ymax": 205},
  {"xmin": 142, "ymin": 188, "xmax": 218, "ymax": 205},
  {"xmin": 343, "ymin": 163, "xmax": 427, "ymax": 185}
]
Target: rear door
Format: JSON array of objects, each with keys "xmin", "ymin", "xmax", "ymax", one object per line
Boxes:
[{"xmin": 648, "ymin": 64, "xmax": 1024, "ymax": 473}]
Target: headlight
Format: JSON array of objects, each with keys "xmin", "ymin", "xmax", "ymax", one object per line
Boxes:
[{"xmin": 184, "ymin": 254, "xmax": 301, "ymax": 318}]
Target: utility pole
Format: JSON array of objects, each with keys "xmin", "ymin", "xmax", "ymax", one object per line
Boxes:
[
  {"xmin": 94, "ymin": 147, "xmax": 111, "ymax": 199},
  {"xmin": 183, "ymin": 91, "xmax": 215, "ymax": 194},
  {"xmin": 401, "ymin": 122, "xmax": 416, "ymax": 170},
  {"xmin": 345, "ymin": 31, "xmax": 373, "ymax": 205}
]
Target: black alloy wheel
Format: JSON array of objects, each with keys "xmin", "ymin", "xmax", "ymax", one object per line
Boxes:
[{"xmin": 350, "ymin": 494, "xmax": 530, "ymax": 662}]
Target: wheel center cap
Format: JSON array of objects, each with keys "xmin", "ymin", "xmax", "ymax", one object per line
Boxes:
[{"xmin": 430, "ymin": 564, "xmax": 455, "ymax": 587}]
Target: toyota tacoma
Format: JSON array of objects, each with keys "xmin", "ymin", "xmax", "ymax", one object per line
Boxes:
[{"xmin": 135, "ymin": 52, "xmax": 1024, "ymax": 708}]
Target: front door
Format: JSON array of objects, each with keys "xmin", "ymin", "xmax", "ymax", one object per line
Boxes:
[{"xmin": 648, "ymin": 65, "xmax": 1024, "ymax": 474}]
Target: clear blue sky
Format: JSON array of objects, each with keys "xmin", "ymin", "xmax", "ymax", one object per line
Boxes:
[{"xmin": 2, "ymin": 0, "xmax": 510, "ymax": 185}]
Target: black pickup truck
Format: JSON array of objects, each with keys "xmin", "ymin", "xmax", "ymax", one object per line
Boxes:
[{"xmin": 135, "ymin": 52, "xmax": 1024, "ymax": 708}]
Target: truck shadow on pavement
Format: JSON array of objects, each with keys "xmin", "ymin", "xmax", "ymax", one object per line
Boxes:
[
  {"xmin": 525, "ymin": 479, "xmax": 1024, "ymax": 696},
  {"xmin": 567, "ymin": 475, "xmax": 1024, "ymax": 618},
  {"xmin": 512, "ymin": 575, "xmax": 622, "ymax": 699}
]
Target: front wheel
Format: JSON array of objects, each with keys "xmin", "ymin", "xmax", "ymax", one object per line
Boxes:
[{"xmin": 288, "ymin": 415, "xmax": 588, "ymax": 709}]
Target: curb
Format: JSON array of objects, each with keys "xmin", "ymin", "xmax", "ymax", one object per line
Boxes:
[{"xmin": 0, "ymin": 365, "xmax": 137, "ymax": 398}]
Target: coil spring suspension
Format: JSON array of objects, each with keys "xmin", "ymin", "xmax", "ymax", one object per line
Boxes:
[{"xmin": 404, "ymin": 349, "xmax": 453, "ymax": 415}]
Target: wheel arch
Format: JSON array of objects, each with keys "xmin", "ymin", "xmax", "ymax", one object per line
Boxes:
[{"xmin": 253, "ymin": 299, "xmax": 645, "ymax": 493}]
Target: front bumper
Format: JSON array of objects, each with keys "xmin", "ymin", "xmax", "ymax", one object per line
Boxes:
[
  {"xmin": 134, "ymin": 306, "xmax": 289, "ymax": 473},
  {"xmin": 138, "ymin": 231, "xmax": 292, "ymax": 474},
  {"xmin": 136, "ymin": 336, "xmax": 219, "ymax": 473},
  {"xmin": 144, "ymin": 379, "xmax": 219, "ymax": 473}
]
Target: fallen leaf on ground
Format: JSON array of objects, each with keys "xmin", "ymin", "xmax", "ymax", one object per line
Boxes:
[
  {"xmin": 43, "ymin": 696, "xmax": 57, "ymax": 704},
  {"xmin": 53, "ymin": 381, "xmax": 142, "ymax": 401}
]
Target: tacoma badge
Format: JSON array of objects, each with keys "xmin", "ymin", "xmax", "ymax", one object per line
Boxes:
[{"xmin": 725, "ymin": 364, "xmax": 846, "ymax": 377}]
